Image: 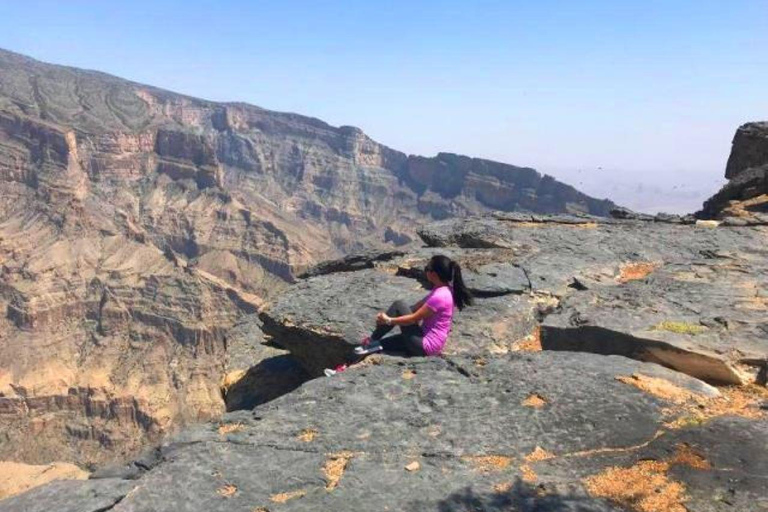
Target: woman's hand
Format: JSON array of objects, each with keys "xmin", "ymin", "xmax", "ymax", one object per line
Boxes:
[{"xmin": 376, "ymin": 312, "xmax": 392, "ymax": 325}]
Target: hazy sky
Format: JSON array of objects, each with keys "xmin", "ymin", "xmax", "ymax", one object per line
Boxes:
[{"xmin": 1, "ymin": 1, "xmax": 766, "ymax": 213}]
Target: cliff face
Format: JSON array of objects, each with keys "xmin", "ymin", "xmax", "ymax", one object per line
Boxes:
[
  {"xmin": 725, "ymin": 122, "xmax": 768, "ymax": 180},
  {"xmin": 699, "ymin": 122, "xmax": 768, "ymax": 223},
  {"xmin": 0, "ymin": 48, "xmax": 614, "ymax": 466}
]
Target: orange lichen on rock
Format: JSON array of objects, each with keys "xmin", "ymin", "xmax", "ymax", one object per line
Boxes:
[
  {"xmin": 715, "ymin": 385, "xmax": 768, "ymax": 418},
  {"xmin": 520, "ymin": 464, "xmax": 538, "ymax": 483},
  {"xmin": 585, "ymin": 442, "xmax": 713, "ymax": 512},
  {"xmin": 493, "ymin": 481, "xmax": 514, "ymax": 493},
  {"xmin": 525, "ymin": 446, "xmax": 555, "ymax": 463},
  {"xmin": 517, "ymin": 447, "xmax": 555, "ymax": 484},
  {"xmin": 355, "ymin": 354, "xmax": 384, "ymax": 368},
  {"xmin": 404, "ymin": 461, "xmax": 421, "ymax": 472},
  {"xmin": 216, "ymin": 484, "xmax": 237, "ymax": 498},
  {"xmin": 269, "ymin": 490, "xmax": 307, "ymax": 503},
  {"xmin": 463, "ymin": 455, "xmax": 513, "ymax": 473},
  {"xmin": 297, "ymin": 428, "xmax": 318, "ymax": 442},
  {"xmin": 617, "ymin": 375, "xmax": 766, "ymax": 429},
  {"xmin": 616, "ymin": 374, "xmax": 700, "ymax": 404},
  {"xmin": 585, "ymin": 460, "xmax": 687, "ymax": 512},
  {"xmin": 522, "ymin": 393, "xmax": 549, "ymax": 408},
  {"xmin": 323, "ymin": 451, "xmax": 355, "ymax": 491},
  {"xmin": 669, "ymin": 443, "xmax": 711, "ymax": 470},
  {"xmin": 218, "ymin": 422, "xmax": 244, "ymax": 435},
  {"xmin": 402, "ymin": 369, "xmax": 416, "ymax": 380},
  {"xmin": 617, "ymin": 262, "xmax": 660, "ymax": 283},
  {"xmin": 513, "ymin": 325, "xmax": 542, "ymax": 352},
  {"xmin": 666, "ymin": 384, "xmax": 767, "ymax": 428}
]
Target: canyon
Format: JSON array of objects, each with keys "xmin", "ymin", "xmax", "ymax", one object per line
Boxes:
[{"xmin": 0, "ymin": 47, "xmax": 766, "ymax": 511}]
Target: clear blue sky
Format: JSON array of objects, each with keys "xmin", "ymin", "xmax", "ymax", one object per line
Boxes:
[{"xmin": 1, "ymin": 1, "xmax": 766, "ymax": 212}]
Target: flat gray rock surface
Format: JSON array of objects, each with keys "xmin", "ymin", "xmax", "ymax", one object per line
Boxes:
[
  {"xmin": 542, "ymin": 249, "xmax": 768, "ymax": 384},
  {"xmin": 1, "ymin": 352, "xmax": 741, "ymax": 512},
  {"xmin": 419, "ymin": 216, "xmax": 768, "ymax": 383}
]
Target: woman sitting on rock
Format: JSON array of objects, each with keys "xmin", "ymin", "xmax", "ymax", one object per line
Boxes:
[{"xmin": 325, "ymin": 255, "xmax": 473, "ymax": 376}]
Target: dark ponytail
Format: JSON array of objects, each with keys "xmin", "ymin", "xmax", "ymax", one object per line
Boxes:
[{"xmin": 426, "ymin": 255, "xmax": 474, "ymax": 311}]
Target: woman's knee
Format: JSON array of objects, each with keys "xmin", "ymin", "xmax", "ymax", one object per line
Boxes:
[{"xmin": 389, "ymin": 299, "xmax": 410, "ymax": 315}]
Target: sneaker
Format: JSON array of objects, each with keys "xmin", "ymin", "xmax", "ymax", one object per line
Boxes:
[
  {"xmin": 324, "ymin": 363, "xmax": 348, "ymax": 377},
  {"xmin": 354, "ymin": 342, "xmax": 383, "ymax": 356}
]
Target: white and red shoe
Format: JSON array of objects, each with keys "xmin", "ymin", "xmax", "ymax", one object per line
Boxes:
[
  {"xmin": 323, "ymin": 363, "xmax": 348, "ymax": 377},
  {"xmin": 354, "ymin": 341, "xmax": 383, "ymax": 356}
]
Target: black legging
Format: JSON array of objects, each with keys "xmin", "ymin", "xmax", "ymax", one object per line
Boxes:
[{"xmin": 370, "ymin": 299, "xmax": 426, "ymax": 356}]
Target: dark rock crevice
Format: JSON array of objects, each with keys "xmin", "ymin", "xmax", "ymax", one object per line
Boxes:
[
  {"xmin": 540, "ymin": 324, "xmax": 745, "ymax": 385},
  {"xmin": 223, "ymin": 354, "xmax": 310, "ymax": 412}
]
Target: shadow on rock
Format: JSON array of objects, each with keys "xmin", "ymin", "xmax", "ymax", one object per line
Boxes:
[
  {"xmin": 416, "ymin": 479, "xmax": 620, "ymax": 512},
  {"xmin": 224, "ymin": 355, "xmax": 311, "ymax": 412}
]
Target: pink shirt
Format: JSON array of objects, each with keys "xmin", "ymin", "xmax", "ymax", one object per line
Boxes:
[{"xmin": 421, "ymin": 285, "xmax": 454, "ymax": 355}]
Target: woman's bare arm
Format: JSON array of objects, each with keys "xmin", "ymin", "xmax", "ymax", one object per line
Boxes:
[{"xmin": 379, "ymin": 303, "xmax": 433, "ymax": 326}]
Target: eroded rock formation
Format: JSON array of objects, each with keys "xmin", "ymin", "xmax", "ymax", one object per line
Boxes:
[{"xmin": 699, "ymin": 122, "xmax": 768, "ymax": 224}]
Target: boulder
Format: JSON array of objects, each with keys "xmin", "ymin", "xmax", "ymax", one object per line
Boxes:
[
  {"xmin": 699, "ymin": 165, "xmax": 768, "ymax": 223},
  {"xmin": 297, "ymin": 250, "xmax": 407, "ymax": 279}
]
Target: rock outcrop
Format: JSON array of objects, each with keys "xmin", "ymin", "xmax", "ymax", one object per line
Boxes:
[
  {"xmin": 0, "ymin": 47, "xmax": 615, "ymax": 468},
  {"xmin": 263, "ymin": 213, "xmax": 767, "ymax": 385},
  {"xmin": 699, "ymin": 122, "xmax": 768, "ymax": 224},
  {"xmin": 725, "ymin": 122, "xmax": 768, "ymax": 180}
]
